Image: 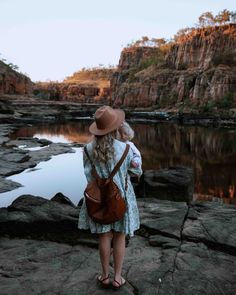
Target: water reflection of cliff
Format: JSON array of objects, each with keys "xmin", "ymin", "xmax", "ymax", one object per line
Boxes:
[
  {"xmin": 11, "ymin": 122, "xmax": 93, "ymax": 144},
  {"xmin": 132, "ymin": 123, "xmax": 236, "ymax": 202},
  {"xmin": 11, "ymin": 122, "xmax": 236, "ymax": 202}
]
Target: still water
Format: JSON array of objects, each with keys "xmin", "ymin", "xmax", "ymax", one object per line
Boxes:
[{"xmin": 0, "ymin": 121, "xmax": 235, "ymax": 207}]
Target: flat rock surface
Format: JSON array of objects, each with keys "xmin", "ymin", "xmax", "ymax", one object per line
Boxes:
[
  {"xmin": 182, "ymin": 201, "xmax": 236, "ymax": 251},
  {"xmin": 0, "ymin": 196, "xmax": 236, "ymax": 294},
  {"xmin": 138, "ymin": 198, "xmax": 188, "ymax": 239}
]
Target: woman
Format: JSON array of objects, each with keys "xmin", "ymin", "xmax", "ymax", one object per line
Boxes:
[{"xmin": 78, "ymin": 105, "xmax": 142, "ymax": 290}]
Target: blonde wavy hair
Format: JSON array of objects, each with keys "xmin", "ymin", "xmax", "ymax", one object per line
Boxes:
[{"xmin": 92, "ymin": 130, "xmax": 117, "ymax": 163}]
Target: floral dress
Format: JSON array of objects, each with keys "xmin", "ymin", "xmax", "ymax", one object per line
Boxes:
[{"xmin": 78, "ymin": 139, "xmax": 142, "ymax": 237}]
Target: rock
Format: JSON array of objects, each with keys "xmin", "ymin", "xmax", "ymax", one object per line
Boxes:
[
  {"xmin": 33, "ymin": 67, "xmax": 114, "ymax": 104},
  {"xmin": 0, "ymin": 195, "xmax": 79, "ymax": 243},
  {"xmin": 136, "ymin": 166, "xmax": 194, "ymax": 203},
  {"xmin": 125, "ymin": 237, "xmax": 236, "ymax": 295},
  {"xmin": 0, "ymin": 195, "xmax": 236, "ymax": 294},
  {"xmin": 138, "ymin": 199, "xmax": 188, "ymax": 239},
  {"xmin": 111, "ymin": 25, "xmax": 236, "ymax": 109},
  {"xmin": 51, "ymin": 192, "xmax": 76, "ymax": 207},
  {"xmin": 166, "ymin": 25, "xmax": 236, "ymax": 70},
  {"xmin": 0, "ymin": 177, "xmax": 22, "ymax": 193},
  {"xmin": 0, "ymin": 237, "xmax": 136, "ymax": 295},
  {"xmin": 118, "ymin": 46, "xmax": 160, "ymax": 70},
  {"xmin": 149, "ymin": 234, "xmax": 180, "ymax": 248},
  {"xmin": 182, "ymin": 201, "xmax": 236, "ymax": 253},
  {"xmin": 0, "ymin": 99, "xmax": 100, "ymax": 123},
  {"xmin": 0, "ymin": 123, "xmax": 17, "ymax": 144},
  {"xmin": 0, "ymin": 61, "xmax": 33, "ymax": 95}
]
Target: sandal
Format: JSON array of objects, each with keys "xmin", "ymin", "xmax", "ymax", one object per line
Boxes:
[
  {"xmin": 97, "ymin": 274, "xmax": 110, "ymax": 289},
  {"xmin": 112, "ymin": 277, "xmax": 126, "ymax": 290}
]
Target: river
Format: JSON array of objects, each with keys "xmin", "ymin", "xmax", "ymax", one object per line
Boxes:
[{"xmin": 0, "ymin": 120, "xmax": 235, "ymax": 207}]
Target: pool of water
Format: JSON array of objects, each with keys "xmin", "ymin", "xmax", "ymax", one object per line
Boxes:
[
  {"xmin": 0, "ymin": 147, "xmax": 87, "ymax": 208},
  {"xmin": 0, "ymin": 120, "xmax": 235, "ymax": 207}
]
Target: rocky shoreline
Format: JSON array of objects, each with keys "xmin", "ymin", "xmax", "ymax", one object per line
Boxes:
[
  {"xmin": 1, "ymin": 96, "xmax": 236, "ymax": 127},
  {"xmin": 0, "ymin": 194, "xmax": 235, "ymax": 294}
]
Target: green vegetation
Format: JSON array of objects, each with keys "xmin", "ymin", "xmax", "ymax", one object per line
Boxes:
[
  {"xmin": 217, "ymin": 93, "xmax": 234, "ymax": 109},
  {"xmin": 198, "ymin": 9, "xmax": 236, "ymax": 27},
  {"xmin": 174, "ymin": 9, "xmax": 236, "ymax": 42},
  {"xmin": 0, "ymin": 53, "xmax": 20, "ymax": 71},
  {"xmin": 138, "ymin": 55, "xmax": 165, "ymax": 69},
  {"xmin": 199, "ymin": 93, "xmax": 234, "ymax": 112},
  {"xmin": 126, "ymin": 9, "xmax": 236, "ymax": 50}
]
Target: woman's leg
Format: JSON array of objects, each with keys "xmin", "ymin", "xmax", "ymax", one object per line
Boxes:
[
  {"xmin": 112, "ymin": 232, "xmax": 126, "ymax": 285},
  {"xmin": 98, "ymin": 231, "xmax": 113, "ymax": 281}
]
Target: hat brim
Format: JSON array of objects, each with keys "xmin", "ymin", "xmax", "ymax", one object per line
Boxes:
[{"xmin": 89, "ymin": 109, "xmax": 125, "ymax": 136}]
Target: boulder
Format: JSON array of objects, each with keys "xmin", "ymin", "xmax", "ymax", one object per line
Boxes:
[
  {"xmin": 136, "ymin": 166, "xmax": 194, "ymax": 203},
  {"xmin": 51, "ymin": 192, "xmax": 76, "ymax": 207}
]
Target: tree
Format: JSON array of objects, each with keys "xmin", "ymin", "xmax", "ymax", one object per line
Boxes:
[
  {"xmin": 141, "ymin": 36, "xmax": 149, "ymax": 44},
  {"xmin": 229, "ymin": 11, "xmax": 236, "ymax": 23},
  {"xmin": 7, "ymin": 63, "xmax": 19, "ymax": 71},
  {"xmin": 198, "ymin": 11, "xmax": 215, "ymax": 27},
  {"xmin": 215, "ymin": 9, "xmax": 230, "ymax": 25},
  {"xmin": 151, "ymin": 38, "xmax": 166, "ymax": 47},
  {"xmin": 173, "ymin": 27, "xmax": 193, "ymax": 42}
]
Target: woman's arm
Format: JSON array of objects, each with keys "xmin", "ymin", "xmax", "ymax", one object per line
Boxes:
[{"xmin": 127, "ymin": 148, "xmax": 142, "ymax": 177}]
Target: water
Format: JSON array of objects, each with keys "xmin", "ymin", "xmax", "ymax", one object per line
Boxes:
[
  {"xmin": 0, "ymin": 121, "xmax": 235, "ymax": 207},
  {"xmin": 0, "ymin": 148, "xmax": 87, "ymax": 208}
]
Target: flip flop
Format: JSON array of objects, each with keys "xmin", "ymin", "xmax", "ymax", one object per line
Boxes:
[
  {"xmin": 112, "ymin": 277, "xmax": 126, "ymax": 290},
  {"xmin": 97, "ymin": 274, "xmax": 110, "ymax": 289}
]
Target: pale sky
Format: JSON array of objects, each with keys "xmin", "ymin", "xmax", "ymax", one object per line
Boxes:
[{"xmin": 0, "ymin": 0, "xmax": 235, "ymax": 82}]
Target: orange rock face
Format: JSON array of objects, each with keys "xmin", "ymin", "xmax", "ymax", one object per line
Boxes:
[
  {"xmin": 33, "ymin": 82, "xmax": 111, "ymax": 103},
  {"xmin": 111, "ymin": 25, "xmax": 236, "ymax": 109},
  {"xmin": 0, "ymin": 61, "xmax": 33, "ymax": 95},
  {"xmin": 33, "ymin": 68, "xmax": 114, "ymax": 104}
]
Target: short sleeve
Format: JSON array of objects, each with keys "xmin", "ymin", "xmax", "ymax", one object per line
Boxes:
[{"xmin": 127, "ymin": 147, "xmax": 143, "ymax": 177}]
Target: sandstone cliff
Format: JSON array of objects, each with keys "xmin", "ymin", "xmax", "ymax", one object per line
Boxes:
[
  {"xmin": 111, "ymin": 24, "xmax": 236, "ymax": 109},
  {"xmin": 34, "ymin": 68, "xmax": 115, "ymax": 103},
  {"xmin": 0, "ymin": 60, "xmax": 33, "ymax": 95}
]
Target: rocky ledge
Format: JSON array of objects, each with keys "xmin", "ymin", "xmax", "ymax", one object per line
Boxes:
[
  {"xmin": 1, "ymin": 96, "xmax": 236, "ymax": 127},
  {"xmin": 0, "ymin": 194, "xmax": 236, "ymax": 295}
]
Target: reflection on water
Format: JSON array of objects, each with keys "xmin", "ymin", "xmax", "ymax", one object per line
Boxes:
[
  {"xmin": 0, "ymin": 148, "xmax": 87, "ymax": 208},
  {"xmin": 6, "ymin": 121, "xmax": 236, "ymax": 205},
  {"xmin": 11, "ymin": 122, "xmax": 92, "ymax": 144}
]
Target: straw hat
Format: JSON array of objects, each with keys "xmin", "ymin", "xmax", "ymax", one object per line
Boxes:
[{"xmin": 89, "ymin": 105, "xmax": 125, "ymax": 136}]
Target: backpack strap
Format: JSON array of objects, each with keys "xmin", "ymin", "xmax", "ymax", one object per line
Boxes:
[
  {"xmin": 109, "ymin": 144, "xmax": 130, "ymax": 179},
  {"xmin": 84, "ymin": 144, "xmax": 130, "ymax": 180}
]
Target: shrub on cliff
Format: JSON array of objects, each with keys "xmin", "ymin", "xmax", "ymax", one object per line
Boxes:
[
  {"xmin": 138, "ymin": 55, "xmax": 165, "ymax": 70},
  {"xmin": 217, "ymin": 93, "xmax": 234, "ymax": 109}
]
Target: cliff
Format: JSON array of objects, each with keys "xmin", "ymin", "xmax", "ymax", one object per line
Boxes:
[
  {"xmin": 0, "ymin": 60, "xmax": 33, "ymax": 95},
  {"xmin": 34, "ymin": 68, "xmax": 115, "ymax": 103},
  {"xmin": 111, "ymin": 24, "xmax": 236, "ymax": 109}
]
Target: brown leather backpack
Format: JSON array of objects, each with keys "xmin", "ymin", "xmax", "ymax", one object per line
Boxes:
[{"xmin": 84, "ymin": 144, "xmax": 130, "ymax": 224}]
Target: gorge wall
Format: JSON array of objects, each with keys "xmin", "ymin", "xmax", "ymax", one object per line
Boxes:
[
  {"xmin": 111, "ymin": 24, "xmax": 236, "ymax": 109},
  {"xmin": 33, "ymin": 68, "xmax": 114, "ymax": 103},
  {"xmin": 0, "ymin": 61, "xmax": 33, "ymax": 95},
  {"xmin": 33, "ymin": 82, "xmax": 111, "ymax": 104}
]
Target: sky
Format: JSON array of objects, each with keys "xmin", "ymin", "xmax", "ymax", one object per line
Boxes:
[{"xmin": 0, "ymin": 0, "xmax": 235, "ymax": 82}]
